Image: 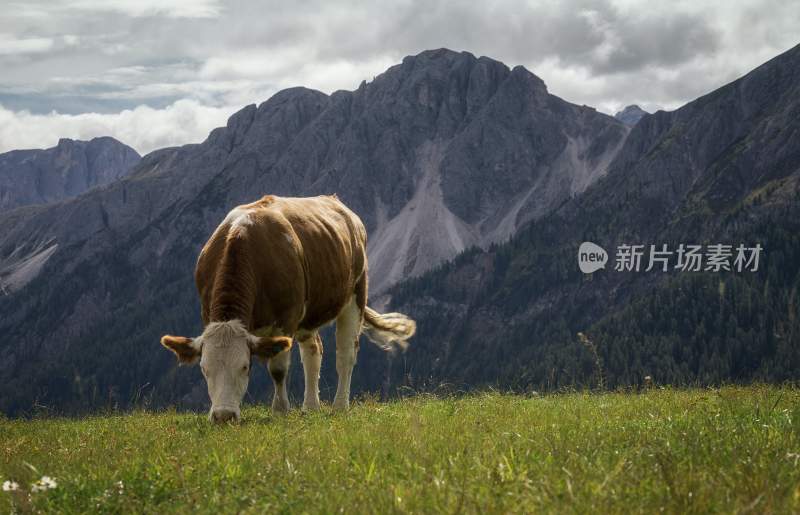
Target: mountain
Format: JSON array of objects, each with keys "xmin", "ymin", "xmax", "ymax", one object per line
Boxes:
[
  {"xmin": 0, "ymin": 137, "xmax": 140, "ymax": 214},
  {"xmin": 2, "ymin": 43, "xmax": 798, "ymax": 416},
  {"xmin": 385, "ymin": 43, "xmax": 800, "ymax": 391},
  {"xmin": 0, "ymin": 49, "xmax": 629, "ymax": 415},
  {"xmin": 614, "ymin": 104, "xmax": 648, "ymax": 126}
]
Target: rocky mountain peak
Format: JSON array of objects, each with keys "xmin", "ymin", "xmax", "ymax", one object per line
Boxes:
[
  {"xmin": 614, "ymin": 104, "xmax": 648, "ymax": 126},
  {"xmin": 56, "ymin": 137, "xmax": 74, "ymax": 148},
  {"xmin": 386, "ymin": 48, "xmax": 549, "ymax": 101},
  {"xmin": 0, "ymin": 137, "xmax": 140, "ymax": 214}
]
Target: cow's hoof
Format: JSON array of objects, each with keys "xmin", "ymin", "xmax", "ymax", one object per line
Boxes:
[
  {"xmin": 271, "ymin": 400, "xmax": 290, "ymax": 415},
  {"xmin": 302, "ymin": 401, "xmax": 321, "ymax": 412},
  {"xmin": 332, "ymin": 398, "xmax": 349, "ymax": 411}
]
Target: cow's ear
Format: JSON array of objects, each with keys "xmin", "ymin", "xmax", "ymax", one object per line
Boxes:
[
  {"xmin": 249, "ymin": 336, "xmax": 292, "ymax": 359},
  {"xmin": 161, "ymin": 335, "xmax": 202, "ymax": 365}
]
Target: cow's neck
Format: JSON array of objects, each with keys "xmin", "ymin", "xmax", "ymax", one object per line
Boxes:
[{"xmin": 209, "ymin": 235, "xmax": 256, "ymax": 327}]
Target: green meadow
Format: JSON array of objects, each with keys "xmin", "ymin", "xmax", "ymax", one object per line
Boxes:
[{"xmin": 2, "ymin": 385, "xmax": 799, "ymax": 514}]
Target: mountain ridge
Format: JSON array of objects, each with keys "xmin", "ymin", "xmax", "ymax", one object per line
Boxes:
[
  {"xmin": 384, "ymin": 42, "xmax": 800, "ymax": 391},
  {"xmin": 0, "ymin": 136, "xmax": 140, "ymax": 214}
]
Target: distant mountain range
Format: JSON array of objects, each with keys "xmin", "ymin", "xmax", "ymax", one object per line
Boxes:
[
  {"xmin": 614, "ymin": 104, "xmax": 648, "ymax": 126},
  {"xmin": 0, "ymin": 45, "xmax": 798, "ymax": 415},
  {"xmin": 0, "ymin": 137, "xmax": 140, "ymax": 214}
]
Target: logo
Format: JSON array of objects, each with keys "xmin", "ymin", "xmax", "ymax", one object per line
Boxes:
[
  {"xmin": 578, "ymin": 242, "xmax": 763, "ymax": 274},
  {"xmin": 578, "ymin": 242, "xmax": 608, "ymax": 274}
]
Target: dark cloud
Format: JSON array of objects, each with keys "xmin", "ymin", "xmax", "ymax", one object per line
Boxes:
[
  {"xmin": 586, "ymin": 11, "xmax": 721, "ymax": 73},
  {"xmin": 0, "ymin": 0, "xmax": 797, "ymax": 152}
]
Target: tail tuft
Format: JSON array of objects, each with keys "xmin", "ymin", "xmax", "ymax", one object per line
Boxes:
[{"xmin": 362, "ymin": 306, "xmax": 416, "ymax": 352}]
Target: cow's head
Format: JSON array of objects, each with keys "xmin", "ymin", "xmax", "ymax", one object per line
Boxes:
[{"xmin": 161, "ymin": 320, "xmax": 291, "ymax": 423}]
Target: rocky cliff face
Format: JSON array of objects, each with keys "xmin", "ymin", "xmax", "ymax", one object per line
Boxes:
[
  {"xmin": 0, "ymin": 49, "xmax": 629, "ymax": 415},
  {"xmin": 0, "ymin": 137, "xmax": 140, "ymax": 213},
  {"xmin": 386, "ymin": 43, "xmax": 800, "ymax": 391},
  {"xmin": 232, "ymin": 49, "xmax": 629, "ymax": 292}
]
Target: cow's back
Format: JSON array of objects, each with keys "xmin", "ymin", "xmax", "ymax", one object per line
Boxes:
[
  {"xmin": 195, "ymin": 195, "xmax": 367, "ymax": 334},
  {"xmin": 267, "ymin": 195, "xmax": 367, "ymax": 330}
]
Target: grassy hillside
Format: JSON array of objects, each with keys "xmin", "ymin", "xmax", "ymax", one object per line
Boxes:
[{"xmin": 2, "ymin": 386, "xmax": 799, "ymax": 513}]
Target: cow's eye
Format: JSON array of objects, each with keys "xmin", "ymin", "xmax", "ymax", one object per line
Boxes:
[{"xmin": 241, "ymin": 364, "xmax": 249, "ymax": 373}]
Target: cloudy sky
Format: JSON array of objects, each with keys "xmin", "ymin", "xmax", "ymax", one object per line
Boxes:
[{"xmin": 1, "ymin": 0, "xmax": 798, "ymax": 154}]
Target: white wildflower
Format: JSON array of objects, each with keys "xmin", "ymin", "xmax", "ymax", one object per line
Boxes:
[
  {"xmin": 31, "ymin": 476, "xmax": 57, "ymax": 492},
  {"xmin": 2, "ymin": 480, "xmax": 19, "ymax": 492}
]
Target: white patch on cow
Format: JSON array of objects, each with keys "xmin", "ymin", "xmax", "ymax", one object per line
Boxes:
[
  {"xmin": 298, "ymin": 333, "xmax": 322, "ymax": 411},
  {"xmin": 196, "ymin": 319, "xmax": 255, "ymax": 423},
  {"xmin": 221, "ymin": 206, "xmax": 253, "ymax": 234},
  {"xmin": 333, "ymin": 295, "xmax": 361, "ymax": 411},
  {"xmin": 283, "ymin": 232, "xmax": 293, "ymax": 245},
  {"xmin": 231, "ymin": 213, "xmax": 252, "ymax": 230}
]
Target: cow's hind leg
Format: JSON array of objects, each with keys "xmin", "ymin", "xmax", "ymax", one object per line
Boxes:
[
  {"xmin": 333, "ymin": 295, "xmax": 362, "ymax": 411},
  {"xmin": 298, "ymin": 332, "xmax": 322, "ymax": 411},
  {"xmin": 268, "ymin": 347, "xmax": 291, "ymax": 414}
]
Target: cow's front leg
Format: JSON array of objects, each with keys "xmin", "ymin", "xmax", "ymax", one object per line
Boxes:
[
  {"xmin": 333, "ymin": 296, "xmax": 361, "ymax": 411},
  {"xmin": 298, "ymin": 333, "xmax": 322, "ymax": 411},
  {"xmin": 268, "ymin": 347, "xmax": 291, "ymax": 414}
]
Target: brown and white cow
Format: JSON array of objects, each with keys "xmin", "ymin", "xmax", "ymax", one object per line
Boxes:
[{"xmin": 161, "ymin": 195, "xmax": 415, "ymax": 422}]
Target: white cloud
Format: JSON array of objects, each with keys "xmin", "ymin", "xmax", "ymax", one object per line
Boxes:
[
  {"xmin": 290, "ymin": 56, "xmax": 398, "ymax": 93},
  {"xmin": 200, "ymin": 49, "xmax": 396, "ymax": 95},
  {"xmin": 62, "ymin": 34, "xmax": 80, "ymax": 46},
  {"xmin": 0, "ymin": 100, "xmax": 236, "ymax": 155},
  {"xmin": 0, "ymin": 34, "xmax": 54, "ymax": 55},
  {"xmin": 65, "ymin": 0, "xmax": 222, "ymax": 18}
]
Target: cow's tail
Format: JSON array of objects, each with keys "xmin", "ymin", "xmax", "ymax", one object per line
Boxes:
[{"xmin": 362, "ymin": 306, "xmax": 416, "ymax": 352}]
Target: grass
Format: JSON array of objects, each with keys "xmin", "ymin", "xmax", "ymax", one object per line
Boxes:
[{"xmin": 1, "ymin": 385, "xmax": 799, "ymax": 514}]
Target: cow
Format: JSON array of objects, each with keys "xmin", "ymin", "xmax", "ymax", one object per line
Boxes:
[{"xmin": 160, "ymin": 195, "xmax": 416, "ymax": 423}]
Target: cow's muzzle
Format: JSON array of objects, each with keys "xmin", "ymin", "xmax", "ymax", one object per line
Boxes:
[{"xmin": 210, "ymin": 407, "xmax": 240, "ymax": 424}]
